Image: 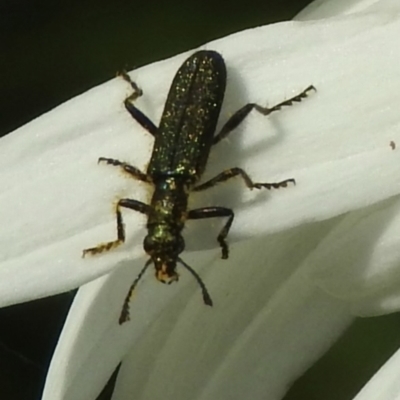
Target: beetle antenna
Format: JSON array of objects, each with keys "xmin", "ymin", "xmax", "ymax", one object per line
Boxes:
[
  {"xmin": 178, "ymin": 257, "xmax": 213, "ymax": 306},
  {"xmin": 119, "ymin": 259, "xmax": 152, "ymax": 324}
]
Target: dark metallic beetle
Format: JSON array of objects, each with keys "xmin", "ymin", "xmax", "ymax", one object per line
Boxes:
[{"xmin": 83, "ymin": 50, "xmax": 315, "ymax": 323}]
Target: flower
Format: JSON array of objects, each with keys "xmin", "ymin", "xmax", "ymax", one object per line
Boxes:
[{"xmin": 2, "ymin": 0, "xmax": 400, "ymax": 399}]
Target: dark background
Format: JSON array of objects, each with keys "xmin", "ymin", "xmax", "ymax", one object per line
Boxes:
[
  {"xmin": 1, "ymin": 0, "xmax": 312, "ymax": 137},
  {"xmin": 3, "ymin": 1, "xmax": 400, "ymax": 400}
]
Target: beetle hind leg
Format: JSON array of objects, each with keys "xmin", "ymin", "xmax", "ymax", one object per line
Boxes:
[
  {"xmin": 213, "ymin": 85, "xmax": 316, "ymax": 145},
  {"xmin": 118, "ymin": 70, "xmax": 159, "ymax": 137}
]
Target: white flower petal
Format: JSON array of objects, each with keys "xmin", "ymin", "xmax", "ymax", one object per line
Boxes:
[
  {"xmin": 42, "ymin": 256, "xmax": 189, "ymax": 400},
  {"xmin": 354, "ymin": 346, "xmax": 400, "ymax": 400},
  {"xmin": 306, "ymin": 197, "xmax": 400, "ymax": 316},
  {"xmin": 44, "ymin": 231, "xmax": 352, "ymax": 400},
  {"xmin": 112, "ymin": 236, "xmax": 352, "ymax": 400},
  {"xmin": 1, "ymin": 5, "xmax": 400, "ymax": 309},
  {"xmin": 296, "ymin": 0, "xmax": 387, "ymax": 20},
  {"xmin": 40, "ymin": 4, "xmax": 400, "ymax": 400}
]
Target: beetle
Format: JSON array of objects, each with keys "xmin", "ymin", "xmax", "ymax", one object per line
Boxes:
[{"xmin": 83, "ymin": 50, "xmax": 315, "ymax": 323}]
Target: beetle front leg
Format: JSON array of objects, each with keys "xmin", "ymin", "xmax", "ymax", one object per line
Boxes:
[
  {"xmin": 188, "ymin": 207, "xmax": 234, "ymax": 259},
  {"xmin": 83, "ymin": 198, "xmax": 151, "ymax": 257}
]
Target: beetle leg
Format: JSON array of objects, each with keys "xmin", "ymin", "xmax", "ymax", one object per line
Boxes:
[
  {"xmin": 83, "ymin": 199, "xmax": 151, "ymax": 257},
  {"xmin": 193, "ymin": 167, "xmax": 295, "ymax": 192},
  {"xmin": 213, "ymin": 85, "xmax": 315, "ymax": 145},
  {"xmin": 119, "ymin": 70, "xmax": 159, "ymax": 137},
  {"xmin": 188, "ymin": 207, "xmax": 234, "ymax": 259},
  {"xmin": 98, "ymin": 157, "xmax": 152, "ymax": 183}
]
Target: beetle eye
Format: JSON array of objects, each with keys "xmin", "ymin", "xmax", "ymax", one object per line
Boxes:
[
  {"xmin": 177, "ymin": 235, "xmax": 184, "ymax": 253},
  {"xmin": 143, "ymin": 235, "xmax": 154, "ymax": 253}
]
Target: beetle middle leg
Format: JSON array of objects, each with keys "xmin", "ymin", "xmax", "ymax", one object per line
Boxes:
[
  {"xmin": 193, "ymin": 167, "xmax": 295, "ymax": 192},
  {"xmin": 119, "ymin": 70, "xmax": 158, "ymax": 137},
  {"xmin": 188, "ymin": 207, "xmax": 234, "ymax": 259},
  {"xmin": 213, "ymin": 85, "xmax": 315, "ymax": 145},
  {"xmin": 98, "ymin": 157, "xmax": 152, "ymax": 183},
  {"xmin": 82, "ymin": 199, "xmax": 151, "ymax": 257}
]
